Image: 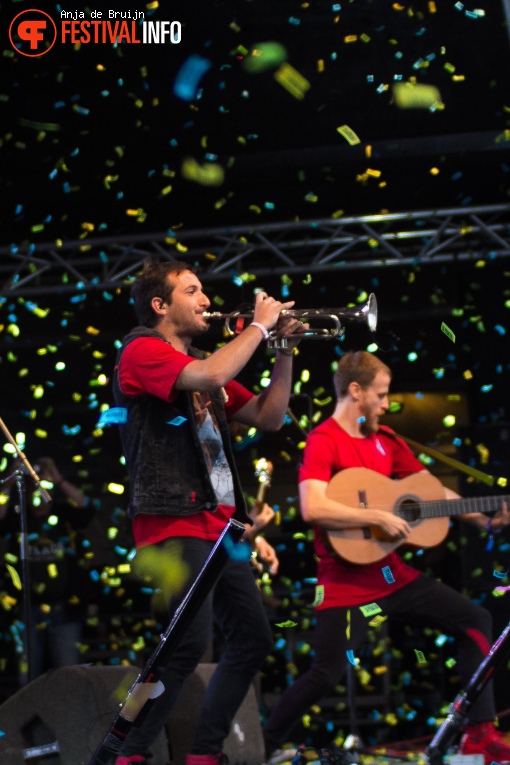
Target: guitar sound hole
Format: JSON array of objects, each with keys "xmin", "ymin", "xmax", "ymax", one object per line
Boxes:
[{"xmin": 398, "ymin": 498, "xmax": 421, "ymax": 523}]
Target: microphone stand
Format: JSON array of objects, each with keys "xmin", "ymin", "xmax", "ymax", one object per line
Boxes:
[
  {"xmin": 87, "ymin": 518, "xmax": 247, "ymax": 765},
  {"xmin": 426, "ymin": 618, "xmax": 510, "ymax": 765},
  {"xmin": 0, "ymin": 416, "xmax": 52, "ymax": 686}
]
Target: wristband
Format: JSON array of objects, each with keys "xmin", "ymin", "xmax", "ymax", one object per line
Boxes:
[{"xmin": 249, "ymin": 321, "xmax": 269, "ymax": 341}]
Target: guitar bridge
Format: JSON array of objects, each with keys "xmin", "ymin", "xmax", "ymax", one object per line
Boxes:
[{"xmin": 358, "ymin": 490, "xmax": 371, "ymax": 539}]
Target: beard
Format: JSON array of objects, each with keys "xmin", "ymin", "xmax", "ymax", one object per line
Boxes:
[{"xmin": 359, "ymin": 411, "xmax": 379, "ymax": 436}]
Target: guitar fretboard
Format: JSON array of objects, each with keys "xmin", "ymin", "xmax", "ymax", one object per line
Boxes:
[{"xmin": 399, "ymin": 494, "xmax": 508, "ymax": 521}]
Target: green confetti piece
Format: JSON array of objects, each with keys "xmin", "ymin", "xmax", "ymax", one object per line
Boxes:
[
  {"xmin": 359, "ymin": 602, "xmax": 382, "ymax": 617},
  {"xmin": 310, "ymin": 584, "xmax": 324, "ymax": 607},
  {"xmin": 275, "ymin": 620, "xmax": 298, "ymax": 628},
  {"xmin": 441, "ymin": 322, "xmax": 456, "ymax": 342}
]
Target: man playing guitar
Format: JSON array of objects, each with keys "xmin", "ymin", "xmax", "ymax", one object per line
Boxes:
[{"xmin": 263, "ymin": 350, "xmax": 510, "ymax": 765}]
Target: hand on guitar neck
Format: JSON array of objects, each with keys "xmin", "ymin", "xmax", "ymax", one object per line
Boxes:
[
  {"xmin": 243, "ymin": 457, "xmax": 275, "ymax": 542},
  {"xmin": 243, "ymin": 457, "xmax": 280, "ymax": 575}
]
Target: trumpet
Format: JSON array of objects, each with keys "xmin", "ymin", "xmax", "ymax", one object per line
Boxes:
[{"xmin": 203, "ymin": 293, "xmax": 377, "ymax": 349}]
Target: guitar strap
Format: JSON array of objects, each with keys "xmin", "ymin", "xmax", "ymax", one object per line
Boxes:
[{"xmin": 380, "ymin": 425, "xmax": 506, "ymax": 488}]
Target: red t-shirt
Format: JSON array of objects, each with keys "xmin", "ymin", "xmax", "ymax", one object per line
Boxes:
[
  {"xmin": 118, "ymin": 336, "xmax": 254, "ymax": 547},
  {"xmin": 298, "ymin": 419, "xmax": 425, "ymax": 608}
]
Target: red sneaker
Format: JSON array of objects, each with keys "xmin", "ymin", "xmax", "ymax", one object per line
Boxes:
[
  {"xmin": 185, "ymin": 754, "xmax": 228, "ymax": 765},
  {"xmin": 460, "ymin": 722, "xmax": 510, "ymax": 765},
  {"xmin": 115, "ymin": 757, "xmax": 148, "ymax": 765}
]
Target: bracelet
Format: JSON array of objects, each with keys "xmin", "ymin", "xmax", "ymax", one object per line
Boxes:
[{"xmin": 249, "ymin": 321, "xmax": 269, "ymax": 341}]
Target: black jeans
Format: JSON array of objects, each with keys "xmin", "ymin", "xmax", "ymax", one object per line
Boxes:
[
  {"xmin": 264, "ymin": 573, "xmax": 495, "ymax": 753},
  {"xmin": 120, "ymin": 536, "xmax": 274, "ymax": 758}
]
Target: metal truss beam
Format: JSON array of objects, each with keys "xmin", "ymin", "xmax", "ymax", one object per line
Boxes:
[{"xmin": 1, "ymin": 204, "xmax": 509, "ymax": 296}]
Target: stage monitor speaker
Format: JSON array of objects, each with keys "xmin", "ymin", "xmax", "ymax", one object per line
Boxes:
[
  {"xmin": 166, "ymin": 663, "xmax": 264, "ymax": 765},
  {"xmin": 0, "ymin": 664, "xmax": 169, "ymax": 765}
]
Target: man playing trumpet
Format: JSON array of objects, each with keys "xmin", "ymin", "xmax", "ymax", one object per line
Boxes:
[{"xmin": 112, "ymin": 257, "xmax": 306, "ymax": 765}]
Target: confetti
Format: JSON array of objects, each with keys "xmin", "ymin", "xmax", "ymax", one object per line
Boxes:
[
  {"xmin": 273, "ymin": 63, "xmax": 310, "ymax": 99},
  {"xmin": 173, "ymin": 55, "xmax": 212, "ymax": 102},
  {"xmin": 242, "ymin": 42, "xmax": 288, "ymax": 73},
  {"xmin": 336, "ymin": 125, "xmax": 361, "ymax": 146},
  {"xmin": 441, "ymin": 322, "xmax": 456, "ymax": 342}
]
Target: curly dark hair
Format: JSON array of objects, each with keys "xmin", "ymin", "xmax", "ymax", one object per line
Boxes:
[{"xmin": 130, "ymin": 258, "xmax": 196, "ymax": 327}]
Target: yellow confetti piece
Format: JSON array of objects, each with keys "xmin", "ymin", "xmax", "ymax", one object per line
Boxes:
[
  {"xmin": 107, "ymin": 482, "xmax": 125, "ymax": 494},
  {"xmin": 6, "ymin": 564, "xmax": 22, "ymax": 590},
  {"xmin": 273, "ymin": 63, "xmax": 310, "ymax": 100},
  {"xmin": 476, "ymin": 443, "xmax": 490, "ymax": 464},
  {"xmin": 182, "ymin": 157, "xmax": 225, "ymax": 187},
  {"xmin": 393, "ymin": 82, "xmax": 443, "ymax": 109},
  {"xmin": 337, "ymin": 125, "xmax": 361, "ymax": 146},
  {"xmin": 368, "ymin": 614, "xmax": 388, "ymax": 627}
]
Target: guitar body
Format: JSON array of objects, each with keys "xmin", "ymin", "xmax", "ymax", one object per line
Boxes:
[{"xmin": 325, "ymin": 468, "xmax": 449, "ymax": 565}]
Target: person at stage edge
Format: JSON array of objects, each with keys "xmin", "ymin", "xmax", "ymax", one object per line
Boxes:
[
  {"xmin": 263, "ymin": 350, "xmax": 510, "ymax": 765},
  {"xmin": 112, "ymin": 257, "xmax": 306, "ymax": 765}
]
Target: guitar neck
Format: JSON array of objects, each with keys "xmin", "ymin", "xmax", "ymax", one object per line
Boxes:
[{"xmin": 420, "ymin": 494, "xmax": 508, "ymax": 519}]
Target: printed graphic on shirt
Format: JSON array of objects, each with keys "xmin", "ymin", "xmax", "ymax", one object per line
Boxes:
[{"xmin": 193, "ymin": 391, "xmax": 234, "ymax": 505}]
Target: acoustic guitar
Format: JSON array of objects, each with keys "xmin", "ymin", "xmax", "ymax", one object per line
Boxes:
[{"xmin": 325, "ymin": 467, "xmax": 503, "ymax": 565}]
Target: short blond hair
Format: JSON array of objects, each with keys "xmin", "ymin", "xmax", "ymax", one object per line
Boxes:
[{"xmin": 333, "ymin": 351, "xmax": 391, "ymax": 400}]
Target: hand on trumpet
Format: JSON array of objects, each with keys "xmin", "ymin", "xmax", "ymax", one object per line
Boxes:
[
  {"xmin": 274, "ymin": 312, "xmax": 309, "ymax": 349},
  {"xmin": 252, "ymin": 291, "xmax": 295, "ymax": 333},
  {"xmin": 252, "ymin": 292, "xmax": 308, "ymax": 349}
]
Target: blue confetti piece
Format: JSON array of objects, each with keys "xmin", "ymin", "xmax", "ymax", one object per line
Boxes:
[
  {"xmin": 97, "ymin": 407, "xmax": 128, "ymax": 427},
  {"xmin": 62, "ymin": 424, "xmax": 81, "ymax": 436},
  {"xmin": 222, "ymin": 534, "xmax": 251, "ymax": 562},
  {"xmin": 346, "ymin": 650, "xmax": 358, "ymax": 666},
  {"xmin": 381, "ymin": 565, "xmax": 395, "ymax": 584},
  {"xmin": 357, "ymin": 416, "xmax": 366, "ymax": 424},
  {"xmin": 493, "ymin": 569, "xmax": 508, "ymax": 579},
  {"xmin": 173, "ymin": 55, "xmax": 212, "ymax": 102},
  {"xmin": 167, "ymin": 416, "xmax": 187, "ymax": 427}
]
